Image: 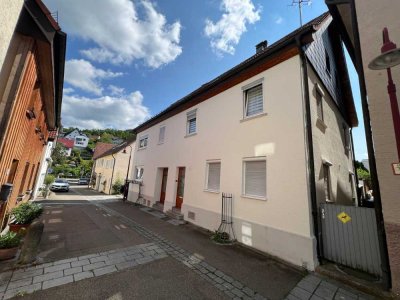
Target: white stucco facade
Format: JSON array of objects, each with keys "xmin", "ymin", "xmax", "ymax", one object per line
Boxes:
[
  {"xmin": 129, "ymin": 18, "xmax": 355, "ymax": 270},
  {"xmin": 0, "ymin": 0, "xmax": 23, "ymax": 73}
]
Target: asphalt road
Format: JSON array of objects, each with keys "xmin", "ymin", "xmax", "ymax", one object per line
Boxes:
[{"xmin": 11, "ymin": 186, "xmax": 305, "ymax": 300}]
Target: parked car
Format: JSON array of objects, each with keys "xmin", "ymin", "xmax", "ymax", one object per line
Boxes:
[
  {"xmin": 50, "ymin": 179, "xmax": 69, "ymax": 192},
  {"xmin": 78, "ymin": 178, "xmax": 89, "ymax": 185}
]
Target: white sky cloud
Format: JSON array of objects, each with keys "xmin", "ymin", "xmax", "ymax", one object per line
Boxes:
[
  {"xmin": 61, "ymin": 91, "xmax": 150, "ymax": 129},
  {"xmin": 65, "ymin": 59, "xmax": 123, "ymax": 96},
  {"xmin": 204, "ymin": 0, "xmax": 261, "ymax": 55},
  {"xmin": 108, "ymin": 85, "xmax": 125, "ymax": 96},
  {"xmin": 48, "ymin": 0, "xmax": 182, "ymax": 68},
  {"xmin": 275, "ymin": 16, "xmax": 284, "ymax": 25}
]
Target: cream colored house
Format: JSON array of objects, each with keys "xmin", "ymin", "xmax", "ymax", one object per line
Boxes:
[
  {"xmin": 93, "ymin": 138, "xmax": 135, "ymax": 194},
  {"xmin": 129, "ymin": 13, "xmax": 357, "ymax": 271},
  {"xmin": 327, "ymin": 0, "xmax": 400, "ymax": 292}
]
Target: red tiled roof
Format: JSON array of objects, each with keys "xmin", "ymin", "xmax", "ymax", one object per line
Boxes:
[
  {"xmin": 48, "ymin": 130, "xmax": 58, "ymax": 141},
  {"xmin": 93, "ymin": 143, "xmax": 114, "ymax": 160},
  {"xmin": 58, "ymin": 138, "xmax": 74, "ymax": 149}
]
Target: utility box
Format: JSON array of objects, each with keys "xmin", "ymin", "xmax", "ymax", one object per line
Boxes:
[{"xmin": 0, "ymin": 184, "xmax": 13, "ymax": 202}]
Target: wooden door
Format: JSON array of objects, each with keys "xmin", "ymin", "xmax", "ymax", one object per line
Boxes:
[
  {"xmin": 175, "ymin": 167, "xmax": 185, "ymax": 209},
  {"xmin": 159, "ymin": 168, "xmax": 168, "ymax": 204}
]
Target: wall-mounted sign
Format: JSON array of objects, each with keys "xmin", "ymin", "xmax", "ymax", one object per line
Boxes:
[{"xmin": 392, "ymin": 163, "xmax": 400, "ymax": 175}]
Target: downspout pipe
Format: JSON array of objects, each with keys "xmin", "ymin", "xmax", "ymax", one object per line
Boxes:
[
  {"xmin": 349, "ymin": 128, "xmax": 359, "ymax": 205},
  {"xmin": 349, "ymin": 0, "xmax": 392, "ymax": 289},
  {"xmin": 296, "ymin": 35, "xmax": 322, "ymax": 263},
  {"xmin": 109, "ymin": 153, "xmax": 116, "ymax": 195}
]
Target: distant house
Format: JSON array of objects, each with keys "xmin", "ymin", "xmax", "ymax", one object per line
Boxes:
[
  {"xmin": 57, "ymin": 138, "xmax": 74, "ymax": 156},
  {"xmin": 0, "ymin": 0, "xmax": 66, "ymax": 226},
  {"xmin": 93, "ymin": 142, "xmax": 114, "ymax": 160},
  {"xmin": 62, "ymin": 129, "xmax": 89, "ymax": 148},
  {"xmin": 92, "ymin": 138, "xmax": 135, "ymax": 194},
  {"xmin": 130, "ymin": 13, "xmax": 358, "ymax": 270}
]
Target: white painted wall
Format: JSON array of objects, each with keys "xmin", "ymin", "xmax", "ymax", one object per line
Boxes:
[
  {"xmin": 33, "ymin": 141, "xmax": 54, "ymax": 198},
  {"xmin": 0, "ymin": 0, "xmax": 23, "ymax": 73},
  {"xmin": 308, "ymin": 66, "xmax": 356, "ymax": 206},
  {"xmin": 130, "ymin": 56, "xmax": 319, "ymax": 269}
]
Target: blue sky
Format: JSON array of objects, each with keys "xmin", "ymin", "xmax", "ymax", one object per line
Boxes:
[{"xmin": 44, "ymin": 0, "xmax": 367, "ymax": 160}]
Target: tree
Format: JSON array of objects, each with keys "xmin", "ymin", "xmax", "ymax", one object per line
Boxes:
[
  {"xmin": 52, "ymin": 143, "xmax": 67, "ymax": 165},
  {"xmin": 357, "ymin": 168, "xmax": 371, "ymax": 186}
]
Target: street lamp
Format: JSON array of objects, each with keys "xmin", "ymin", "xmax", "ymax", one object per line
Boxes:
[
  {"xmin": 369, "ymin": 28, "xmax": 400, "ymax": 171},
  {"xmin": 122, "ymin": 145, "xmax": 133, "ymax": 201}
]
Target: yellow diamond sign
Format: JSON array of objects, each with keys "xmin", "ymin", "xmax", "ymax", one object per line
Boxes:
[{"xmin": 337, "ymin": 212, "xmax": 351, "ymax": 224}]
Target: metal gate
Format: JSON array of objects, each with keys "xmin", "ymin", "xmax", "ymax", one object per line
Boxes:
[{"xmin": 320, "ymin": 203, "xmax": 382, "ymax": 276}]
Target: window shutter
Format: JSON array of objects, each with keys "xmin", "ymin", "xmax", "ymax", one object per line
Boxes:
[
  {"xmin": 188, "ymin": 117, "xmax": 196, "ymax": 134},
  {"xmin": 207, "ymin": 162, "xmax": 221, "ymax": 191},
  {"xmin": 245, "ymin": 160, "xmax": 266, "ymax": 197},
  {"xmin": 159, "ymin": 127, "xmax": 165, "ymax": 143},
  {"xmin": 246, "ymin": 85, "xmax": 263, "ymax": 116}
]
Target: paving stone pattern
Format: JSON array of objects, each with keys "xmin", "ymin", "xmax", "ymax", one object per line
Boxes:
[
  {"xmin": 0, "ymin": 243, "xmax": 166, "ymax": 299},
  {"xmin": 95, "ymin": 203, "xmax": 268, "ymax": 300},
  {"xmin": 286, "ymin": 274, "xmax": 376, "ymax": 300}
]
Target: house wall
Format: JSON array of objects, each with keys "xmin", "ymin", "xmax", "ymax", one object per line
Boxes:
[
  {"xmin": 0, "ymin": 35, "xmax": 51, "ymax": 221},
  {"xmin": 94, "ymin": 146, "xmax": 134, "ymax": 194},
  {"xmin": 130, "ymin": 55, "xmax": 320, "ymax": 269},
  {"xmin": 32, "ymin": 141, "xmax": 54, "ymax": 198},
  {"xmin": 308, "ymin": 66, "xmax": 355, "ymax": 206},
  {"xmin": 74, "ymin": 135, "xmax": 89, "ymax": 148},
  {"xmin": 354, "ymin": 0, "xmax": 400, "ymax": 292},
  {"xmin": 0, "ymin": 0, "xmax": 23, "ymax": 74}
]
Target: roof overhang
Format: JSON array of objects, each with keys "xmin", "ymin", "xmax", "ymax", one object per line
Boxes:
[
  {"xmin": 325, "ymin": 0, "xmax": 356, "ymax": 63},
  {"xmin": 133, "ymin": 14, "xmax": 331, "ymax": 134},
  {"xmin": 16, "ymin": 0, "xmax": 66, "ymax": 130}
]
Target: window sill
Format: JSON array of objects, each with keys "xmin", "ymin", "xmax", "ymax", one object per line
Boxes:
[
  {"xmin": 241, "ymin": 194, "xmax": 267, "ymax": 201},
  {"xmin": 316, "ymin": 118, "xmax": 327, "ymax": 131},
  {"xmin": 204, "ymin": 189, "xmax": 220, "ymax": 194},
  {"xmin": 240, "ymin": 112, "xmax": 268, "ymax": 123},
  {"xmin": 157, "ymin": 142, "xmax": 164, "ymax": 145},
  {"xmin": 185, "ymin": 132, "xmax": 197, "ymax": 138},
  {"xmin": 138, "ymin": 147, "xmax": 147, "ymax": 151}
]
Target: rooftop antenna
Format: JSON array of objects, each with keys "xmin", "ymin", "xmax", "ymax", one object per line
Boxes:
[{"xmin": 289, "ymin": 0, "xmax": 312, "ymax": 26}]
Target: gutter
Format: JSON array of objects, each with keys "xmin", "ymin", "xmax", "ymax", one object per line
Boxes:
[
  {"xmin": 296, "ymin": 35, "xmax": 322, "ymax": 263},
  {"xmin": 133, "ymin": 21, "xmax": 321, "ymax": 134},
  {"xmin": 348, "ymin": 0, "xmax": 392, "ymax": 289}
]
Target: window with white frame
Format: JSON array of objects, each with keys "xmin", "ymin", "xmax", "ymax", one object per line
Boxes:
[
  {"xmin": 158, "ymin": 126, "xmax": 166, "ymax": 144},
  {"xmin": 244, "ymin": 84, "xmax": 263, "ymax": 117},
  {"xmin": 316, "ymin": 88, "xmax": 324, "ymax": 121},
  {"xmin": 186, "ymin": 110, "xmax": 197, "ymax": 135},
  {"xmin": 243, "ymin": 158, "xmax": 266, "ymax": 199},
  {"xmin": 205, "ymin": 161, "xmax": 221, "ymax": 192},
  {"xmin": 139, "ymin": 135, "xmax": 148, "ymax": 149},
  {"xmin": 134, "ymin": 166, "xmax": 144, "ymax": 181}
]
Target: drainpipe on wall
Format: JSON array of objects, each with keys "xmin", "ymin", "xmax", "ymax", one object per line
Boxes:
[
  {"xmin": 349, "ymin": 0, "xmax": 392, "ymax": 289},
  {"xmin": 349, "ymin": 128, "xmax": 359, "ymax": 205},
  {"xmin": 296, "ymin": 35, "xmax": 322, "ymax": 263},
  {"xmin": 109, "ymin": 154, "xmax": 116, "ymax": 195}
]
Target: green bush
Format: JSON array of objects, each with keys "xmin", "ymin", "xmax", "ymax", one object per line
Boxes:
[
  {"xmin": 0, "ymin": 232, "xmax": 21, "ymax": 249},
  {"xmin": 112, "ymin": 178, "xmax": 124, "ymax": 195},
  {"xmin": 44, "ymin": 174, "xmax": 55, "ymax": 186},
  {"xmin": 11, "ymin": 203, "xmax": 43, "ymax": 225},
  {"xmin": 211, "ymin": 230, "xmax": 232, "ymax": 244}
]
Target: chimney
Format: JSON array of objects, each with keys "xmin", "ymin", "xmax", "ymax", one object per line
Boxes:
[{"xmin": 256, "ymin": 40, "xmax": 268, "ymax": 53}]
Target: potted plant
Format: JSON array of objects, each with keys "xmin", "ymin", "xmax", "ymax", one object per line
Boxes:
[
  {"xmin": 0, "ymin": 232, "xmax": 21, "ymax": 260},
  {"xmin": 9, "ymin": 203, "xmax": 43, "ymax": 233}
]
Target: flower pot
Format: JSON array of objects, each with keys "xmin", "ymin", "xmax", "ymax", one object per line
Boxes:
[
  {"xmin": 9, "ymin": 223, "xmax": 30, "ymax": 234},
  {"xmin": 0, "ymin": 247, "xmax": 18, "ymax": 260}
]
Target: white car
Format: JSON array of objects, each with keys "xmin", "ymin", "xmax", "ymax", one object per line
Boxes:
[{"xmin": 50, "ymin": 179, "xmax": 70, "ymax": 192}]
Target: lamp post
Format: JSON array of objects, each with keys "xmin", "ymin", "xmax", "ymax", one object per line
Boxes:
[
  {"xmin": 122, "ymin": 145, "xmax": 133, "ymax": 201},
  {"xmin": 369, "ymin": 28, "xmax": 400, "ymax": 169}
]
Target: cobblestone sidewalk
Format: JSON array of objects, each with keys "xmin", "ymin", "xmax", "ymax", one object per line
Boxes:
[
  {"xmin": 287, "ymin": 274, "xmax": 375, "ymax": 300},
  {"xmin": 0, "ymin": 243, "xmax": 167, "ymax": 300}
]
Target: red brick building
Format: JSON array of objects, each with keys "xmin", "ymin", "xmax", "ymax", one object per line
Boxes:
[{"xmin": 0, "ymin": 0, "xmax": 66, "ymax": 227}]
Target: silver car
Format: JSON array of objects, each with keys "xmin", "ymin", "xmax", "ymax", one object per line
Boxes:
[{"xmin": 50, "ymin": 179, "xmax": 69, "ymax": 192}]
